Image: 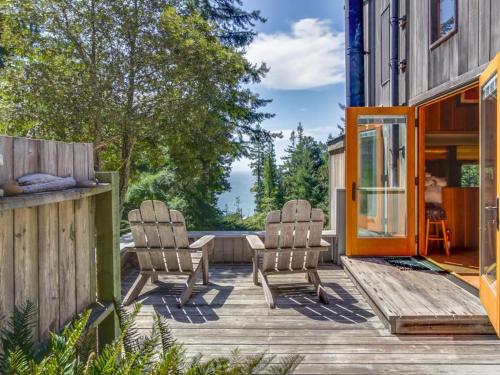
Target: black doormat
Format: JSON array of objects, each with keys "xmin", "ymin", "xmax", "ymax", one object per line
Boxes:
[{"xmin": 384, "ymin": 257, "xmax": 443, "ymax": 272}]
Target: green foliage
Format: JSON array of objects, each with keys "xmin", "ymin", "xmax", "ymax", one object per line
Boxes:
[
  {"xmin": 0, "ymin": 301, "xmax": 40, "ymax": 371},
  {"xmin": 280, "ymin": 124, "xmax": 329, "ymax": 214},
  {"xmin": 241, "ymin": 123, "xmax": 330, "ymax": 230},
  {"xmin": 461, "ymin": 164, "xmax": 479, "ymax": 187},
  {"xmin": 0, "ymin": 1, "xmax": 272, "ymax": 228},
  {"xmin": 249, "ymin": 127, "xmax": 283, "ymax": 212},
  {"xmin": 0, "ymin": 302, "xmax": 301, "ymax": 374}
]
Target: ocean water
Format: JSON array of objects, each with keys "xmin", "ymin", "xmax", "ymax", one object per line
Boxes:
[{"xmin": 218, "ymin": 170, "xmax": 256, "ymax": 217}]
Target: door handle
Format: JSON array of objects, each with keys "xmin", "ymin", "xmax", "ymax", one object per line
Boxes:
[
  {"xmin": 484, "ymin": 196, "xmax": 500, "ymax": 231},
  {"xmin": 351, "ymin": 182, "xmax": 356, "ymax": 201}
]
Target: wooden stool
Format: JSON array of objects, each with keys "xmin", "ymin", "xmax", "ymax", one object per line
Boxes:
[{"xmin": 424, "ymin": 218, "xmax": 450, "ymax": 256}]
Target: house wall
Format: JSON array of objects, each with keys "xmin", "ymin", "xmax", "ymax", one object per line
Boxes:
[
  {"xmin": 364, "ymin": 0, "xmax": 500, "ymax": 106},
  {"xmin": 328, "ymin": 140, "xmax": 345, "ymax": 233}
]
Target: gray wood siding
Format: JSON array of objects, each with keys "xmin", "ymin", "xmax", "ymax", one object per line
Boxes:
[{"xmin": 365, "ymin": 0, "xmax": 500, "ymax": 106}]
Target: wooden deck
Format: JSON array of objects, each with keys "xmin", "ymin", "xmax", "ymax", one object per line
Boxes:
[
  {"xmin": 342, "ymin": 257, "xmax": 494, "ymax": 335},
  {"xmin": 122, "ymin": 264, "xmax": 500, "ymax": 374}
]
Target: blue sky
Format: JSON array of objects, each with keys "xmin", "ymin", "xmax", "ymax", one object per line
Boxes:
[{"xmin": 234, "ymin": 0, "xmax": 346, "ymax": 171}]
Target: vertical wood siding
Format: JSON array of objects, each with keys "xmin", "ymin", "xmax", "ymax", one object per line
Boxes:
[
  {"xmin": 0, "ymin": 136, "xmax": 96, "ymax": 341},
  {"xmin": 368, "ymin": 0, "xmax": 500, "ymax": 105}
]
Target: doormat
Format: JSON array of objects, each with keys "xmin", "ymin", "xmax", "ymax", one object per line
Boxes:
[{"xmin": 384, "ymin": 257, "xmax": 443, "ymax": 272}]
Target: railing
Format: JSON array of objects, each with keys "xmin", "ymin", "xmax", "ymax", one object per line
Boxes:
[
  {"xmin": 121, "ymin": 230, "xmax": 338, "ymax": 265},
  {"xmin": 0, "ymin": 136, "xmax": 120, "ymax": 347}
]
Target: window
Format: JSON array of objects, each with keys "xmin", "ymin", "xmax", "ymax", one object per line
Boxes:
[
  {"xmin": 461, "ymin": 164, "xmax": 479, "ymax": 187},
  {"xmin": 359, "ymin": 130, "xmax": 378, "ymax": 217},
  {"xmin": 381, "ymin": 6, "xmax": 389, "ymax": 85},
  {"xmin": 430, "ymin": 0, "xmax": 457, "ymax": 47}
]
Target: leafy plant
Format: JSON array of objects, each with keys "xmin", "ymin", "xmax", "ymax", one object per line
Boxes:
[{"xmin": 0, "ymin": 302, "xmax": 302, "ymax": 374}]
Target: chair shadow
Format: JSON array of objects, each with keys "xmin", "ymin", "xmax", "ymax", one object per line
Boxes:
[
  {"xmin": 267, "ymin": 279, "xmax": 375, "ymax": 323},
  {"xmin": 121, "ymin": 266, "xmax": 375, "ymax": 324},
  {"xmin": 122, "ymin": 269, "xmax": 233, "ymax": 323}
]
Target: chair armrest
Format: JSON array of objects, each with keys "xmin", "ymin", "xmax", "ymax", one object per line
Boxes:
[
  {"xmin": 189, "ymin": 235, "xmax": 215, "ymax": 251},
  {"xmin": 320, "ymin": 239, "xmax": 331, "ymax": 248},
  {"xmin": 246, "ymin": 235, "xmax": 265, "ymax": 251}
]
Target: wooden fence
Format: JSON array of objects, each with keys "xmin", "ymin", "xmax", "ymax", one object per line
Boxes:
[{"xmin": 0, "ymin": 136, "xmax": 119, "ymax": 346}]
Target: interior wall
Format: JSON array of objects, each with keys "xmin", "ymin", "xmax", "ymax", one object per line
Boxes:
[{"xmin": 421, "ymin": 88, "xmax": 480, "ymax": 252}]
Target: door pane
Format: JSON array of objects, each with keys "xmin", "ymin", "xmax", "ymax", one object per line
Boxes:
[
  {"xmin": 480, "ymin": 74, "xmax": 497, "ymax": 287},
  {"xmin": 357, "ymin": 115, "xmax": 407, "ymax": 238}
]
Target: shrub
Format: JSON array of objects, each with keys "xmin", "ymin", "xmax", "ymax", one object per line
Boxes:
[{"xmin": 0, "ymin": 302, "xmax": 302, "ymax": 374}]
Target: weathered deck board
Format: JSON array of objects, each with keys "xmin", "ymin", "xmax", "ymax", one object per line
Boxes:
[
  {"xmin": 122, "ymin": 264, "xmax": 500, "ymax": 374},
  {"xmin": 342, "ymin": 257, "xmax": 494, "ymax": 335}
]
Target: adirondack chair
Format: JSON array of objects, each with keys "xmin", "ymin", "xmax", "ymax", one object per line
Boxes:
[
  {"xmin": 123, "ymin": 200, "xmax": 214, "ymax": 307},
  {"xmin": 246, "ymin": 200, "xmax": 330, "ymax": 308}
]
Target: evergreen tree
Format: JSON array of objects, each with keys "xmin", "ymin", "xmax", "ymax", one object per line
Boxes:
[
  {"xmin": 1, "ymin": 1, "xmax": 273, "ymax": 228},
  {"xmin": 179, "ymin": 0, "xmax": 266, "ymax": 48},
  {"xmin": 260, "ymin": 141, "xmax": 281, "ymax": 211},
  {"xmin": 281, "ymin": 123, "xmax": 328, "ymax": 212},
  {"xmin": 248, "ymin": 125, "xmax": 266, "ymax": 209}
]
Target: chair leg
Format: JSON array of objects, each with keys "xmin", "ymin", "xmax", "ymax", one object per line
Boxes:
[
  {"xmin": 305, "ymin": 273, "xmax": 312, "ymax": 282},
  {"xmin": 151, "ymin": 273, "xmax": 159, "ymax": 283},
  {"xmin": 252, "ymin": 252, "xmax": 259, "ymax": 286},
  {"xmin": 424, "ymin": 219, "xmax": 430, "ymax": 256},
  {"xmin": 308, "ymin": 270, "xmax": 329, "ymax": 304},
  {"xmin": 258, "ymin": 269, "xmax": 275, "ymax": 309},
  {"xmin": 441, "ymin": 220, "xmax": 450, "ymax": 256},
  {"xmin": 178, "ymin": 262, "xmax": 203, "ymax": 308},
  {"xmin": 123, "ymin": 274, "xmax": 150, "ymax": 305},
  {"xmin": 202, "ymin": 250, "xmax": 209, "ymax": 285}
]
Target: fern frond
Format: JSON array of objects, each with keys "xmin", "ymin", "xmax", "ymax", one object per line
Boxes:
[
  {"xmin": 43, "ymin": 310, "xmax": 90, "ymax": 375},
  {"xmin": 125, "ymin": 330, "xmax": 158, "ymax": 374},
  {"xmin": 151, "ymin": 344, "xmax": 186, "ymax": 375},
  {"xmin": 152, "ymin": 313, "xmax": 175, "ymax": 354},
  {"xmin": 240, "ymin": 352, "xmax": 269, "ymax": 374},
  {"xmin": 114, "ymin": 301, "xmax": 142, "ymax": 353},
  {"xmin": 4, "ymin": 349, "xmax": 31, "ymax": 375},
  {"xmin": 266, "ymin": 354, "xmax": 303, "ymax": 375},
  {"xmin": 0, "ymin": 301, "xmax": 37, "ymax": 362},
  {"xmin": 85, "ymin": 337, "xmax": 123, "ymax": 375}
]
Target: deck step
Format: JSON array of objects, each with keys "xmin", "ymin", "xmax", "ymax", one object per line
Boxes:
[{"xmin": 342, "ymin": 256, "xmax": 495, "ymax": 335}]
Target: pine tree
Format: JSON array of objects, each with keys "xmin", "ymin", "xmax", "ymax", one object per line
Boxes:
[
  {"xmin": 248, "ymin": 125, "xmax": 266, "ymax": 209},
  {"xmin": 180, "ymin": 0, "xmax": 266, "ymax": 48},
  {"xmin": 281, "ymin": 124, "xmax": 328, "ymax": 212},
  {"xmin": 260, "ymin": 141, "xmax": 280, "ymax": 211}
]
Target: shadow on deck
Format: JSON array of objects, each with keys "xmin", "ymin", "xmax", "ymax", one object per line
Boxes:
[{"xmin": 122, "ymin": 264, "xmax": 500, "ymax": 374}]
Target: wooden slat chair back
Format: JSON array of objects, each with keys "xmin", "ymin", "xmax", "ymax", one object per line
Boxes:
[
  {"xmin": 123, "ymin": 200, "xmax": 214, "ymax": 307},
  {"xmin": 246, "ymin": 199, "xmax": 330, "ymax": 308}
]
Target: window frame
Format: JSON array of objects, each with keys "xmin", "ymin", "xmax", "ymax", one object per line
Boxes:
[
  {"xmin": 429, "ymin": 0, "xmax": 458, "ymax": 50},
  {"xmin": 380, "ymin": 5, "xmax": 390, "ymax": 86}
]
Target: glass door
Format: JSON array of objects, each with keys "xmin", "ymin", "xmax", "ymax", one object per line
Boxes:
[
  {"xmin": 479, "ymin": 53, "xmax": 500, "ymax": 336},
  {"xmin": 346, "ymin": 107, "xmax": 416, "ymax": 256}
]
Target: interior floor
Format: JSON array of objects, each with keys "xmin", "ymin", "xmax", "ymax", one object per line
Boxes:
[{"xmin": 425, "ymin": 246, "xmax": 479, "ymax": 288}]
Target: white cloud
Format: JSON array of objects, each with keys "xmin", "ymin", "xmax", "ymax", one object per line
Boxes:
[{"xmin": 246, "ymin": 18, "xmax": 345, "ymax": 90}]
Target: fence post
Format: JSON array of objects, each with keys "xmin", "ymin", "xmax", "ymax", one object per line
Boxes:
[{"xmin": 94, "ymin": 171, "xmax": 120, "ymax": 345}]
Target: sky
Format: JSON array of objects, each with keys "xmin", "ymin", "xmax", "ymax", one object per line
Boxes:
[{"xmin": 234, "ymin": 0, "xmax": 347, "ymax": 172}]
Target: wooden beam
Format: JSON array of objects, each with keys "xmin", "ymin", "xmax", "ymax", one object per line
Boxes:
[
  {"xmin": 0, "ymin": 184, "xmax": 111, "ymax": 212},
  {"xmin": 86, "ymin": 302, "xmax": 114, "ymax": 330},
  {"xmin": 94, "ymin": 172, "xmax": 120, "ymax": 345}
]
